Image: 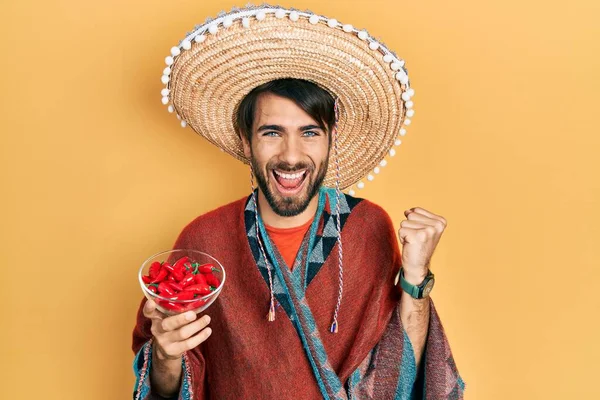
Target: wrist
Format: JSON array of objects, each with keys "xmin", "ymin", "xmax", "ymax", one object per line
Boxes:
[
  {"xmin": 153, "ymin": 341, "xmax": 183, "ymax": 364},
  {"xmin": 401, "ymin": 267, "xmax": 428, "ymax": 286},
  {"xmin": 398, "ymin": 267, "xmax": 436, "ymax": 299}
]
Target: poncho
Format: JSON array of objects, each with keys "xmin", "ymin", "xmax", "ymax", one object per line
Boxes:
[{"xmin": 132, "ymin": 187, "xmax": 465, "ymax": 399}]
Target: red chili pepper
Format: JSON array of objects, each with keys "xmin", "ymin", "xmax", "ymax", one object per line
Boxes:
[
  {"xmin": 167, "ymin": 273, "xmax": 177, "ymax": 282},
  {"xmin": 186, "ymin": 299, "xmax": 207, "ymax": 310},
  {"xmin": 158, "ymin": 300, "xmax": 185, "ymax": 312},
  {"xmin": 147, "ymin": 285, "xmax": 158, "ymax": 294},
  {"xmin": 172, "ymin": 256, "xmax": 190, "ymax": 271},
  {"xmin": 172, "ymin": 267, "xmax": 185, "ymax": 281},
  {"xmin": 166, "ymin": 281, "xmax": 184, "ymax": 292},
  {"xmin": 149, "ymin": 261, "xmax": 162, "ymax": 279},
  {"xmin": 199, "ymin": 263, "xmax": 217, "ymax": 274},
  {"xmin": 205, "ymin": 273, "xmax": 221, "ymax": 288},
  {"xmin": 169, "ymin": 291, "xmax": 194, "ymax": 301},
  {"xmin": 183, "ymin": 283, "xmax": 212, "ymax": 295},
  {"xmin": 162, "ymin": 262, "xmax": 175, "ymax": 273},
  {"xmin": 150, "ymin": 267, "xmax": 168, "ymax": 284},
  {"xmin": 194, "ymin": 273, "xmax": 207, "ymax": 285},
  {"xmin": 180, "ymin": 273, "xmax": 195, "ymax": 288},
  {"xmin": 142, "ymin": 275, "xmax": 153, "ymax": 284},
  {"xmin": 158, "ymin": 281, "xmax": 176, "ymax": 296}
]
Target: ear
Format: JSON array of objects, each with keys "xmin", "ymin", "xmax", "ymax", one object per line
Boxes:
[
  {"xmin": 239, "ymin": 131, "xmax": 252, "ymax": 158},
  {"xmin": 328, "ymin": 126, "xmax": 336, "ymax": 148}
]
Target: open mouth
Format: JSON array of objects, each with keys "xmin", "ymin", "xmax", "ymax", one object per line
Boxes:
[{"xmin": 270, "ymin": 169, "xmax": 308, "ymax": 195}]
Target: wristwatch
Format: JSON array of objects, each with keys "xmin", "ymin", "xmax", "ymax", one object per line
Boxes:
[{"xmin": 395, "ymin": 267, "xmax": 435, "ymax": 299}]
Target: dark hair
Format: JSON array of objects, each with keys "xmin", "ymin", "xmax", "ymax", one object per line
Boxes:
[{"xmin": 235, "ymin": 78, "xmax": 335, "ymax": 144}]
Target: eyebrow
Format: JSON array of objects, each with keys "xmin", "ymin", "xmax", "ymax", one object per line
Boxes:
[{"xmin": 256, "ymin": 124, "xmax": 323, "ymax": 132}]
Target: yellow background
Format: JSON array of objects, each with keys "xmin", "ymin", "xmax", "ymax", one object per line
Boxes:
[{"xmin": 1, "ymin": 0, "xmax": 598, "ymax": 398}]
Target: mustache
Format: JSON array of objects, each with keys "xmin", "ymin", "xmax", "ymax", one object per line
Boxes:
[{"xmin": 267, "ymin": 161, "xmax": 313, "ymax": 172}]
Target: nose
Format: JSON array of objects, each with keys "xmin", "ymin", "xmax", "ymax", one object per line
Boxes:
[{"xmin": 279, "ymin": 135, "xmax": 303, "ymax": 167}]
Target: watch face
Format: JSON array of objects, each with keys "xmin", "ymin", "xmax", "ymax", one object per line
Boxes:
[{"xmin": 423, "ymin": 279, "xmax": 435, "ymax": 297}]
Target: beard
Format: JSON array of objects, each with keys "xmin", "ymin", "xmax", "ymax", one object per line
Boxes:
[{"xmin": 251, "ymin": 154, "xmax": 329, "ymax": 217}]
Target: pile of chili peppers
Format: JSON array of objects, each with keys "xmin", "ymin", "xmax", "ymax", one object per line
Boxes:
[{"xmin": 141, "ymin": 256, "xmax": 221, "ymax": 313}]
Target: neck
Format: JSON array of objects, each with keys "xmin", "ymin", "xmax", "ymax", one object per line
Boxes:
[{"xmin": 257, "ymin": 190, "xmax": 320, "ymax": 229}]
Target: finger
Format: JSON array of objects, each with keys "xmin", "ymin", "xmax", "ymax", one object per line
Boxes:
[
  {"xmin": 405, "ymin": 212, "xmax": 437, "ymax": 225},
  {"xmin": 144, "ymin": 299, "xmax": 166, "ymax": 321},
  {"xmin": 161, "ymin": 311, "xmax": 197, "ymax": 332},
  {"xmin": 143, "ymin": 299, "xmax": 167, "ymax": 324},
  {"xmin": 400, "ymin": 220, "xmax": 433, "ymax": 229},
  {"xmin": 175, "ymin": 326, "xmax": 213, "ymax": 354},
  {"xmin": 143, "ymin": 299, "xmax": 156, "ymax": 317},
  {"xmin": 406, "ymin": 207, "xmax": 447, "ymax": 225},
  {"xmin": 409, "ymin": 207, "xmax": 439, "ymax": 218},
  {"xmin": 398, "ymin": 227, "xmax": 423, "ymax": 245},
  {"xmin": 169, "ymin": 315, "xmax": 211, "ymax": 342},
  {"xmin": 402, "ymin": 216, "xmax": 446, "ymax": 233}
]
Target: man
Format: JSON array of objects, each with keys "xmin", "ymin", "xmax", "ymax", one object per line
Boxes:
[{"xmin": 133, "ymin": 5, "xmax": 464, "ymax": 400}]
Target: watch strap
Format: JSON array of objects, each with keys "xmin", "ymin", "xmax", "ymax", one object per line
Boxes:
[{"xmin": 399, "ymin": 268, "xmax": 434, "ymax": 299}]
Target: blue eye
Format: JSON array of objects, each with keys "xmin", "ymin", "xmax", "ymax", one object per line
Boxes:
[
  {"xmin": 303, "ymin": 131, "xmax": 319, "ymax": 137},
  {"xmin": 264, "ymin": 131, "xmax": 280, "ymax": 137}
]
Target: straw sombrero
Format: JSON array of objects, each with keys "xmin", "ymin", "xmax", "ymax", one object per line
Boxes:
[{"xmin": 160, "ymin": 3, "xmax": 415, "ymax": 192}]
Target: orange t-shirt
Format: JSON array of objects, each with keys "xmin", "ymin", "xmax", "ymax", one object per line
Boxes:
[{"xmin": 265, "ymin": 217, "xmax": 315, "ymax": 270}]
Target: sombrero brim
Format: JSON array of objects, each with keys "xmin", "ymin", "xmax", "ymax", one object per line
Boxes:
[{"xmin": 161, "ymin": 5, "xmax": 414, "ymax": 191}]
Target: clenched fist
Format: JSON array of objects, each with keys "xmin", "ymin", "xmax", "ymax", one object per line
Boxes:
[{"xmin": 398, "ymin": 207, "xmax": 447, "ymax": 285}]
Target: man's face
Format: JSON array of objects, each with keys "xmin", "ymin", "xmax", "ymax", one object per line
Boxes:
[{"xmin": 241, "ymin": 92, "xmax": 331, "ymax": 217}]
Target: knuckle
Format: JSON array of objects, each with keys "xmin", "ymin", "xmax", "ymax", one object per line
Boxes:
[
  {"xmin": 180, "ymin": 340, "xmax": 190, "ymax": 353},
  {"xmin": 184, "ymin": 338, "xmax": 197, "ymax": 352},
  {"xmin": 178, "ymin": 324, "xmax": 193, "ymax": 341},
  {"xmin": 180, "ymin": 318, "xmax": 203, "ymax": 341},
  {"xmin": 178, "ymin": 314, "xmax": 190, "ymax": 326},
  {"xmin": 155, "ymin": 336, "xmax": 167, "ymax": 350},
  {"xmin": 196, "ymin": 316, "xmax": 210, "ymax": 331},
  {"xmin": 425, "ymin": 226, "xmax": 436, "ymax": 236},
  {"xmin": 198, "ymin": 319, "xmax": 210, "ymax": 333},
  {"xmin": 161, "ymin": 319, "xmax": 170, "ymax": 332}
]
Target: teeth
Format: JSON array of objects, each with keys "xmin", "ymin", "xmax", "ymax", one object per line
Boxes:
[{"xmin": 274, "ymin": 170, "xmax": 305, "ymax": 180}]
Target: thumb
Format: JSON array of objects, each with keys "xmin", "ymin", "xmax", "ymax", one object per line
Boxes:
[{"xmin": 143, "ymin": 298, "xmax": 157, "ymax": 317}]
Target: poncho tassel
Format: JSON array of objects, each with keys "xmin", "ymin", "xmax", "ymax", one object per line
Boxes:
[
  {"xmin": 330, "ymin": 319, "xmax": 339, "ymax": 333},
  {"xmin": 267, "ymin": 300, "xmax": 276, "ymax": 322}
]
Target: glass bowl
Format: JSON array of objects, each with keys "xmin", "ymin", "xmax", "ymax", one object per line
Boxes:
[{"xmin": 138, "ymin": 249, "xmax": 226, "ymax": 316}]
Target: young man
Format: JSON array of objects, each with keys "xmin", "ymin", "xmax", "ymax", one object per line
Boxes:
[{"xmin": 133, "ymin": 5, "xmax": 464, "ymax": 400}]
